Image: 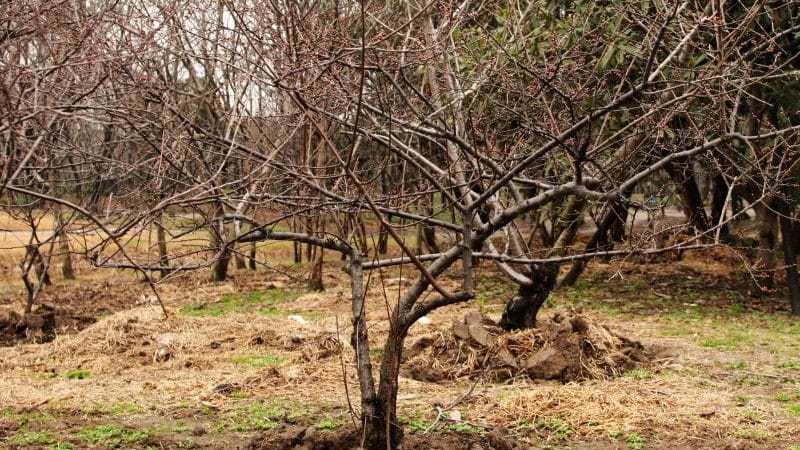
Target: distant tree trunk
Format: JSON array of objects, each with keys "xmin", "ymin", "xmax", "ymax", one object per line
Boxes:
[
  {"xmin": 234, "ymin": 248, "xmax": 247, "ymax": 269},
  {"xmin": 248, "ymin": 242, "xmax": 257, "ymax": 270},
  {"xmin": 377, "ymin": 217, "xmax": 390, "ymax": 255},
  {"xmin": 56, "ymin": 211, "xmax": 75, "ymax": 280},
  {"xmin": 561, "ymin": 197, "xmax": 628, "ymax": 287},
  {"xmin": 309, "ymin": 218, "xmax": 325, "ymax": 291},
  {"xmin": 27, "ymin": 244, "xmax": 51, "ymax": 287},
  {"xmin": 664, "ymin": 162, "xmax": 709, "ymax": 231},
  {"xmin": 710, "ymin": 174, "xmax": 730, "ymax": 236},
  {"xmin": 156, "ymin": 214, "xmax": 169, "ymax": 279},
  {"xmin": 210, "ymin": 203, "xmax": 231, "ymax": 282},
  {"xmin": 753, "ymin": 202, "xmax": 778, "ymax": 293},
  {"xmin": 778, "ymin": 202, "xmax": 800, "ymax": 315},
  {"xmin": 416, "ymin": 196, "xmax": 439, "ymax": 254}
]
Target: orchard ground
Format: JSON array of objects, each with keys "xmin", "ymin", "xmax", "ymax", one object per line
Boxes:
[{"xmin": 0, "ymin": 235, "xmax": 799, "ymax": 449}]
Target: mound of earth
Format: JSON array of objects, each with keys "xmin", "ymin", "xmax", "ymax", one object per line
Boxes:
[
  {"xmin": 0, "ymin": 304, "xmax": 96, "ymax": 346},
  {"xmin": 403, "ymin": 309, "xmax": 648, "ymax": 383}
]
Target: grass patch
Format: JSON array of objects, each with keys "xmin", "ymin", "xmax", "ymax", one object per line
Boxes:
[
  {"xmin": 624, "ymin": 368, "xmax": 653, "ymax": 380},
  {"xmin": 180, "ymin": 287, "xmax": 299, "ymax": 317},
  {"xmin": 65, "ymin": 369, "xmax": 91, "ymax": 380},
  {"xmin": 9, "ymin": 431, "xmax": 56, "ymax": 446},
  {"xmin": 216, "ymin": 401, "xmax": 306, "ymax": 433},
  {"xmin": 779, "ymin": 360, "xmax": 800, "ymax": 369},
  {"xmin": 701, "ymin": 333, "xmax": 749, "ymax": 351},
  {"xmin": 626, "ymin": 432, "xmax": 646, "ymax": 450},
  {"xmin": 316, "ymin": 417, "xmax": 345, "ymax": 431},
  {"xmin": 788, "ymin": 404, "xmax": 800, "ymax": 416},
  {"xmin": 228, "ymin": 353, "xmax": 287, "ymax": 368},
  {"xmin": 78, "ymin": 424, "xmax": 150, "ymax": 447}
]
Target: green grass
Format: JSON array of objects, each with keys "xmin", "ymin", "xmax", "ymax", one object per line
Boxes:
[
  {"xmin": 228, "ymin": 353, "xmax": 287, "ymax": 368},
  {"xmin": 779, "ymin": 361, "xmax": 800, "ymax": 369},
  {"xmin": 626, "ymin": 432, "xmax": 646, "ymax": 450},
  {"xmin": 316, "ymin": 417, "xmax": 345, "ymax": 431},
  {"xmin": 78, "ymin": 424, "xmax": 151, "ymax": 447},
  {"xmin": 216, "ymin": 402, "xmax": 304, "ymax": 433},
  {"xmin": 788, "ymin": 404, "xmax": 800, "ymax": 416},
  {"xmin": 9, "ymin": 431, "xmax": 56, "ymax": 446},
  {"xmin": 624, "ymin": 368, "xmax": 653, "ymax": 380},
  {"xmin": 65, "ymin": 369, "xmax": 91, "ymax": 380},
  {"xmin": 83, "ymin": 402, "xmax": 141, "ymax": 416},
  {"xmin": 180, "ymin": 287, "xmax": 299, "ymax": 317},
  {"xmin": 48, "ymin": 443, "xmax": 76, "ymax": 450}
]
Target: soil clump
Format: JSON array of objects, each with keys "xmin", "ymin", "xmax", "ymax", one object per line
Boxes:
[{"xmin": 404, "ymin": 309, "xmax": 648, "ymax": 383}]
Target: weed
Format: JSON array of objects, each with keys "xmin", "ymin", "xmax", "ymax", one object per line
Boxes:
[
  {"xmin": 624, "ymin": 368, "xmax": 653, "ymax": 380},
  {"xmin": 701, "ymin": 334, "xmax": 748, "ymax": 350},
  {"xmin": 729, "ymin": 359, "xmax": 746, "ymax": 370},
  {"xmin": 78, "ymin": 424, "xmax": 150, "ymax": 447},
  {"xmin": 626, "ymin": 432, "xmax": 645, "ymax": 450},
  {"xmin": 65, "ymin": 369, "xmax": 91, "ymax": 380},
  {"xmin": 774, "ymin": 392, "xmax": 791, "ymax": 402},
  {"xmin": 316, "ymin": 417, "xmax": 345, "ymax": 431},
  {"xmin": 608, "ymin": 430, "xmax": 623, "ymax": 439},
  {"xmin": 180, "ymin": 288, "xmax": 298, "ymax": 317},
  {"xmin": 788, "ymin": 404, "xmax": 800, "ymax": 416},
  {"xmin": 735, "ymin": 428, "xmax": 773, "ymax": 439},
  {"xmin": 177, "ymin": 438, "xmax": 196, "ymax": 449},
  {"xmin": 48, "ymin": 443, "xmax": 76, "ymax": 450},
  {"xmin": 9, "ymin": 431, "xmax": 55, "ymax": 446},
  {"xmin": 229, "ymin": 353, "xmax": 287, "ymax": 368},
  {"xmin": 402, "ymin": 412, "xmax": 431, "ymax": 432},
  {"xmin": 779, "ymin": 361, "xmax": 800, "ymax": 369}
]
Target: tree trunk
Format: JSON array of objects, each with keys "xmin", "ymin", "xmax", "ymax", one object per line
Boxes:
[
  {"xmin": 248, "ymin": 242, "xmax": 257, "ymax": 270},
  {"xmin": 308, "ymin": 218, "xmax": 325, "ymax": 291},
  {"xmin": 234, "ymin": 248, "xmax": 246, "ymax": 269},
  {"xmin": 561, "ymin": 199, "xmax": 624, "ymax": 287},
  {"xmin": 210, "ymin": 203, "xmax": 230, "ymax": 282},
  {"xmin": 59, "ymin": 229, "xmax": 75, "ymax": 280},
  {"xmin": 499, "ymin": 265, "xmax": 558, "ymax": 330},
  {"xmin": 710, "ymin": 174, "xmax": 730, "ymax": 236},
  {"xmin": 156, "ymin": 215, "xmax": 169, "ymax": 279},
  {"xmin": 779, "ymin": 205, "xmax": 800, "ymax": 315},
  {"xmin": 664, "ymin": 161, "xmax": 709, "ymax": 231},
  {"xmin": 753, "ymin": 202, "xmax": 778, "ymax": 293}
]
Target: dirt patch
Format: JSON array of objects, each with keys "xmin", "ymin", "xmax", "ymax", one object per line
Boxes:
[
  {"xmin": 245, "ymin": 425, "xmax": 522, "ymax": 450},
  {"xmin": 404, "ymin": 309, "xmax": 649, "ymax": 383},
  {"xmin": 0, "ymin": 304, "xmax": 96, "ymax": 346}
]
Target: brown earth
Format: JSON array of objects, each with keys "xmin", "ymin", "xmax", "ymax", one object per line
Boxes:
[{"xmin": 404, "ymin": 310, "xmax": 648, "ymax": 383}]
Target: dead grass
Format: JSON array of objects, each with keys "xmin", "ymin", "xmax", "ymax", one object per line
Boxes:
[{"xmin": 1, "ymin": 255, "xmax": 799, "ymax": 448}]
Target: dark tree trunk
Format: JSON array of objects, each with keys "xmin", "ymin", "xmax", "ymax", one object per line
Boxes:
[
  {"xmin": 309, "ymin": 219, "xmax": 325, "ymax": 291},
  {"xmin": 211, "ymin": 247, "xmax": 231, "ymax": 282},
  {"xmin": 156, "ymin": 215, "xmax": 169, "ymax": 279},
  {"xmin": 710, "ymin": 174, "xmax": 730, "ymax": 236},
  {"xmin": 234, "ymin": 248, "xmax": 246, "ymax": 269},
  {"xmin": 500, "ymin": 265, "xmax": 558, "ymax": 330},
  {"xmin": 561, "ymin": 200, "xmax": 624, "ymax": 287},
  {"xmin": 248, "ymin": 242, "xmax": 257, "ymax": 270},
  {"xmin": 753, "ymin": 202, "xmax": 778, "ymax": 293},
  {"xmin": 664, "ymin": 161, "xmax": 709, "ymax": 231},
  {"xmin": 778, "ymin": 204, "xmax": 800, "ymax": 315}
]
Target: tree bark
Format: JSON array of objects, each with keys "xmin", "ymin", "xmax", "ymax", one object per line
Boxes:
[
  {"xmin": 664, "ymin": 161, "xmax": 710, "ymax": 231},
  {"xmin": 710, "ymin": 174, "xmax": 730, "ymax": 236},
  {"xmin": 156, "ymin": 214, "xmax": 169, "ymax": 279},
  {"xmin": 778, "ymin": 204, "xmax": 800, "ymax": 315},
  {"xmin": 500, "ymin": 265, "xmax": 558, "ymax": 330},
  {"xmin": 753, "ymin": 202, "xmax": 778, "ymax": 293}
]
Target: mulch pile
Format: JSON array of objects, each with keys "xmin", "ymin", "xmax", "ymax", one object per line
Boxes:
[{"xmin": 404, "ymin": 309, "xmax": 649, "ymax": 383}]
